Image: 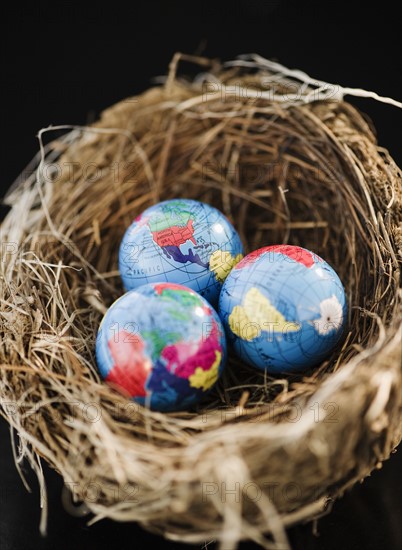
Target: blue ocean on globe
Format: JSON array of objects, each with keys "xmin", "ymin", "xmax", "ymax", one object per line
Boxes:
[
  {"xmin": 118, "ymin": 199, "xmax": 244, "ymax": 306},
  {"xmin": 218, "ymin": 245, "xmax": 347, "ymax": 373}
]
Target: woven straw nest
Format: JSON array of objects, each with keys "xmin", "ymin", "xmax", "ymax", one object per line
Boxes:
[{"xmin": 1, "ymin": 54, "xmax": 401, "ymax": 549}]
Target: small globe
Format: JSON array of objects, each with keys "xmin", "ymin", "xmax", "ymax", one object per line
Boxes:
[
  {"xmin": 218, "ymin": 245, "xmax": 347, "ymax": 373},
  {"xmin": 119, "ymin": 199, "xmax": 244, "ymax": 306},
  {"xmin": 96, "ymin": 282, "xmax": 226, "ymax": 411}
]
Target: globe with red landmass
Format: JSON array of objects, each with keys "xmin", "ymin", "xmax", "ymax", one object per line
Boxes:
[
  {"xmin": 96, "ymin": 282, "xmax": 226, "ymax": 411},
  {"xmin": 219, "ymin": 245, "xmax": 347, "ymax": 373},
  {"xmin": 118, "ymin": 199, "xmax": 244, "ymax": 306}
]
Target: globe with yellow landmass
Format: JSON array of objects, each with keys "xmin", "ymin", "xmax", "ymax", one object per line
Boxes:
[
  {"xmin": 218, "ymin": 245, "xmax": 347, "ymax": 373},
  {"xmin": 96, "ymin": 282, "xmax": 227, "ymax": 411},
  {"xmin": 119, "ymin": 199, "xmax": 244, "ymax": 306}
]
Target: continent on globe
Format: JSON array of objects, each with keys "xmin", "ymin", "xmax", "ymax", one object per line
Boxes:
[
  {"xmin": 228, "ymin": 287, "xmax": 300, "ymax": 341},
  {"xmin": 148, "ymin": 207, "xmax": 208, "ymax": 267},
  {"xmin": 234, "ymin": 247, "xmax": 268, "ymax": 270},
  {"xmin": 188, "ymin": 353, "xmax": 221, "ymax": 391},
  {"xmin": 209, "ymin": 250, "xmax": 244, "ymax": 283},
  {"xmin": 154, "ymin": 283, "xmax": 210, "ymax": 313},
  {"xmin": 150, "ymin": 217, "xmax": 196, "ymax": 247},
  {"xmin": 141, "ymin": 328, "xmax": 182, "ymax": 359},
  {"xmin": 234, "ymin": 245, "xmax": 319, "ymax": 270},
  {"xmin": 219, "ymin": 245, "xmax": 347, "ymax": 373},
  {"xmin": 268, "ymin": 245, "xmax": 317, "ymax": 267},
  {"xmin": 106, "ymin": 330, "xmax": 150, "ymax": 397},
  {"xmin": 313, "ymin": 295, "xmax": 344, "ymax": 336},
  {"xmin": 95, "ymin": 282, "xmax": 227, "ymax": 411},
  {"xmin": 162, "ymin": 322, "xmax": 222, "ymax": 387},
  {"xmin": 118, "ymin": 199, "xmax": 244, "ymax": 305}
]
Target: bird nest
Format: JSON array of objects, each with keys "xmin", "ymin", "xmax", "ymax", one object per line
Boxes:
[{"xmin": 1, "ymin": 54, "xmax": 401, "ymax": 549}]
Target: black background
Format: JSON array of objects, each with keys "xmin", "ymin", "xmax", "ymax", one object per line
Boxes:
[{"xmin": 1, "ymin": 1, "xmax": 401, "ymax": 549}]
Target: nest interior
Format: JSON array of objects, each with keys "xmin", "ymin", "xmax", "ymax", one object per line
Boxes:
[{"xmin": 0, "ymin": 54, "xmax": 401, "ymax": 549}]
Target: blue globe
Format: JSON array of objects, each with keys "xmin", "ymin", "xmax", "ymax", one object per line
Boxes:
[
  {"xmin": 96, "ymin": 282, "xmax": 226, "ymax": 412},
  {"xmin": 218, "ymin": 245, "xmax": 347, "ymax": 373},
  {"xmin": 118, "ymin": 199, "xmax": 244, "ymax": 306}
]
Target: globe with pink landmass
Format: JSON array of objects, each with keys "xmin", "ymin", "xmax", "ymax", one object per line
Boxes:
[{"xmin": 96, "ymin": 282, "xmax": 226, "ymax": 411}]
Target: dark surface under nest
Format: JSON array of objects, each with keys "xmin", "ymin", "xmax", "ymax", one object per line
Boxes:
[{"xmin": 0, "ymin": 55, "xmax": 401, "ymax": 549}]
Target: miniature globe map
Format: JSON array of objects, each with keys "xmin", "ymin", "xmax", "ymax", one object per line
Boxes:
[
  {"xmin": 119, "ymin": 199, "xmax": 244, "ymax": 305},
  {"xmin": 219, "ymin": 245, "xmax": 347, "ymax": 373},
  {"xmin": 96, "ymin": 282, "xmax": 226, "ymax": 411}
]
